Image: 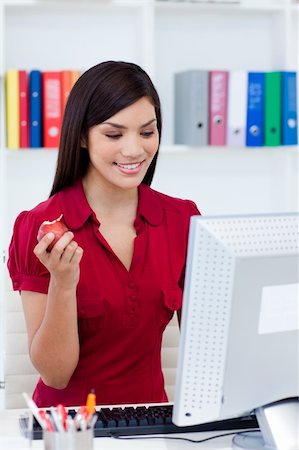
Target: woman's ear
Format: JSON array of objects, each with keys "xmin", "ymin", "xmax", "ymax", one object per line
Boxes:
[{"xmin": 81, "ymin": 137, "xmax": 87, "ymax": 148}]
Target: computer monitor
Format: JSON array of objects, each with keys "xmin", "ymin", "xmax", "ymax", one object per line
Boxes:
[{"xmin": 173, "ymin": 212, "xmax": 299, "ymax": 450}]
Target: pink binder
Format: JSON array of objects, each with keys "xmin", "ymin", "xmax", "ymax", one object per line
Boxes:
[{"xmin": 208, "ymin": 70, "xmax": 229, "ymax": 146}]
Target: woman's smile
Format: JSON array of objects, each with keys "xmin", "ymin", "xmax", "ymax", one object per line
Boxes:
[{"xmin": 114, "ymin": 161, "xmax": 145, "ymax": 174}]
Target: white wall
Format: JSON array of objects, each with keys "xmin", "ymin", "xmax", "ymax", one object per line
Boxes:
[{"xmin": 152, "ymin": 147, "xmax": 298, "ymax": 215}]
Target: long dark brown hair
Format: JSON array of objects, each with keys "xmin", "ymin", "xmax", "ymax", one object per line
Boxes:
[{"xmin": 50, "ymin": 61, "xmax": 162, "ymax": 196}]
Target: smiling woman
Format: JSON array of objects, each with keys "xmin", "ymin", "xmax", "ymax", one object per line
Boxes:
[
  {"xmin": 7, "ymin": 60, "xmax": 200, "ymax": 408},
  {"xmin": 84, "ymin": 97, "xmax": 159, "ymax": 192}
]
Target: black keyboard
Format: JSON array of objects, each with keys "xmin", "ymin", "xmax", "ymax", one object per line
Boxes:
[{"xmin": 19, "ymin": 403, "xmax": 258, "ymax": 439}]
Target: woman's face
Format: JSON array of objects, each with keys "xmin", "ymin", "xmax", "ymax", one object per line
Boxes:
[{"xmin": 85, "ymin": 97, "xmax": 159, "ymax": 191}]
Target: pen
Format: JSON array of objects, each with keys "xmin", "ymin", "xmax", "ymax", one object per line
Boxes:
[
  {"xmin": 86, "ymin": 388, "xmax": 96, "ymax": 415},
  {"xmin": 56, "ymin": 404, "xmax": 68, "ymax": 431},
  {"xmin": 49, "ymin": 407, "xmax": 65, "ymax": 433},
  {"xmin": 88, "ymin": 413, "xmax": 98, "ymax": 429},
  {"xmin": 66, "ymin": 415, "xmax": 75, "ymax": 432},
  {"xmin": 22, "ymin": 392, "xmax": 48, "ymax": 431},
  {"xmin": 74, "ymin": 405, "xmax": 89, "ymax": 430},
  {"xmin": 39, "ymin": 410, "xmax": 55, "ymax": 432}
]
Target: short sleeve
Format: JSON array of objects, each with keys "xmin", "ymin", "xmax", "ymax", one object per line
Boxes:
[
  {"xmin": 7, "ymin": 210, "xmax": 50, "ymax": 293},
  {"xmin": 187, "ymin": 199, "xmax": 201, "ymax": 217}
]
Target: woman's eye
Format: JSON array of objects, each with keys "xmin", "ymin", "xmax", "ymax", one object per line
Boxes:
[
  {"xmin": 142, "ymin": 131, "xmax": 154, "ymax": 138},
  {"xmin": 106, "ymin": 134, "xmax": 122, "ymax": 140}
]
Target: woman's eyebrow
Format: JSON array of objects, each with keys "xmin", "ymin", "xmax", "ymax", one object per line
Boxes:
[
  {"xmin": 140, "ymin": 118, "xmax": 157, "ymax": 128},
  {"xmin": 101, "ymin": 118, "xmax": 157, "ymax": 129}
]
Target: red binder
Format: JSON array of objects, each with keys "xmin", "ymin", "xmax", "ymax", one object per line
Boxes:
[
  {"xmin": 42, "ymin": 71, "xmax": 62, "ymax": 148},
  {"xmin": 19, "ymin": 70, "xmax": 29, "ymax": 148},
  {"xmin": 208, "ymin": 70, "xmax": 229, "ymax": 146}
]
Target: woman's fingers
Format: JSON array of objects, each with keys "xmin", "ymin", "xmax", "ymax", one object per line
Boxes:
[
  {"xmin": 60, "ymin": 241, "xmax": 83, "ymax": 265},
  {"xmin": 34, "ymin": 231, "xmax": 79, "ymax": 266},
  {"xmin": 70, "ymin": 246, "xmax": 84, "ymax": 265},
  {"xmin": 33, "ymin": 230, "xmax": 83, "ymax": 288},
  {"xmin": 34, "ymin": 232, "xmax": 56, "ymax": 259},
  {"xmin": 49, "ymin": 231, "xmax": 74, "ymax": 257}
]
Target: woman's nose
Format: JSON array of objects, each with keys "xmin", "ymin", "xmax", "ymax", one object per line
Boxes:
[{"xmin": 120, "ymin": 136, "xmax": 143, "ymax": 158}]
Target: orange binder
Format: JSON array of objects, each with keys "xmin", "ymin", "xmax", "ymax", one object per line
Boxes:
[
  {"xmin": 61, "ymin": 70, "xmax": 81, "ymax": 116},
  {"xmin": 71, "ymin": 70, "xmax": 80, "ymax": 86},
  {"xmin": 61, "ymin": 70, "xmax": 72, "ymax": 114}
]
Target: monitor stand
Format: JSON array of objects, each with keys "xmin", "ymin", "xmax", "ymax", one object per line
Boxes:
[{"xmin": 232, "ymin": 398, "xmax": 299, "ymax": 450}]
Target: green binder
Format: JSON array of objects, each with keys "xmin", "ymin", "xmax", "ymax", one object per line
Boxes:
[{"xmin": 265, "ymin": 71, "xmax": 282, "ymax": 146}]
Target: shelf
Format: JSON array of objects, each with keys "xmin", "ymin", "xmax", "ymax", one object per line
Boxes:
[
  {"xmin": 3, "ymin": 145, "xmax": 298, "ymax": 155},
  {"xmin": 1, "ymin": 0, "xmax": 139, "ymax": 6},
  {"xmin": 4, "ymin": 148, "xmax": 58, "ymax": 157},
  {"xmin": 155, "ymin": 1, "xmax": 287, "ymax": 12},
  {"xmin": 160, "ymin": 144, "xmax": 299, "ymax": 153}
]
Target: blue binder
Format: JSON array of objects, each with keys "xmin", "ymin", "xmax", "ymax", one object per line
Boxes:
[
  {"xmin": 281, "ymin": 71, "xmax": 297, "ymax": 146},
  {"xmin": 246, "ymin": 72, "xmax": 265, "ymax": 146},
  {"xmin": 29, "ymin": 70, "xmax": 42, "ymax": 148}
]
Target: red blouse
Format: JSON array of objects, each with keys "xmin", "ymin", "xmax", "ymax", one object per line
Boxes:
[{"xmin": 8, "ymin": 180, "xmax": 200, "ymax": 407}]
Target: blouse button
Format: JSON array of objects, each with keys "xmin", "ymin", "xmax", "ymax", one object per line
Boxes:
[{"xmin": 128, "ymin": 282, "xmax": 136, "ymax": 289}]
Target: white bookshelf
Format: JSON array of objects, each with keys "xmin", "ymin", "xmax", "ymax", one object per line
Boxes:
[{"xmin": 0, "ymin": 0, "xmax": 298, "ymax": 408}]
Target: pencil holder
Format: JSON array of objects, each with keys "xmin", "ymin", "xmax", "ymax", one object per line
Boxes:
[{"xmin": 43, "ymin": 428, "xmax": 94, "ymax": 450}]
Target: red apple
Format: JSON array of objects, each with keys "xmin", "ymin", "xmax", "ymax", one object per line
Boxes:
[{"xmin": 37, "ymin": 214, "xmax": 69, "ymax": 250}]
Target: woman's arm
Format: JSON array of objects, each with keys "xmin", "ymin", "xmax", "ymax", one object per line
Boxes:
[{"xmin": 21, "ymin": 230, "xmax": 83, "ymax": 389}]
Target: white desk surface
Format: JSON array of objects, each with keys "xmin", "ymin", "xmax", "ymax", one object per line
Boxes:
[{"xmin": 0, "ymin": 408, "xmax": 240, "ymax": 450}]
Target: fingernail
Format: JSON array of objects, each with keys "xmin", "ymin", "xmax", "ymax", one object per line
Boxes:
[{"xmin": 47, "ymin": 232, "xmax": 55, "ymax": 240}]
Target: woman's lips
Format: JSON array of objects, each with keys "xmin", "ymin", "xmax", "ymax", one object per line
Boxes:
[{"xmin": 115, "ymin": 161, "xmax": 144, "ymax": 174}]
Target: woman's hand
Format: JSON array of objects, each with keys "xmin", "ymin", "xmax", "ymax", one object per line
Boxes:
[{"xmin": 34, "ymin": 231, "xmax": 83, "ymax": 289}]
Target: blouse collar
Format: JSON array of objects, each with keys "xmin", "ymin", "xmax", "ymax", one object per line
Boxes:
[{"xmin": 59, "ymin": 180, "xmax": 164, "ymax": 230}]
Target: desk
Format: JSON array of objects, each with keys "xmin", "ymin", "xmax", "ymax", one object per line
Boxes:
[{"xmin": 0, "ymin": 409, "xmax": 239, "ymax": 450}]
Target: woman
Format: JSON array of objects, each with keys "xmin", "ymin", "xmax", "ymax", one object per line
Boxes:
[{"xmin": 8, "ymin": 61, "xmax": 200, "ymax": 407}]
